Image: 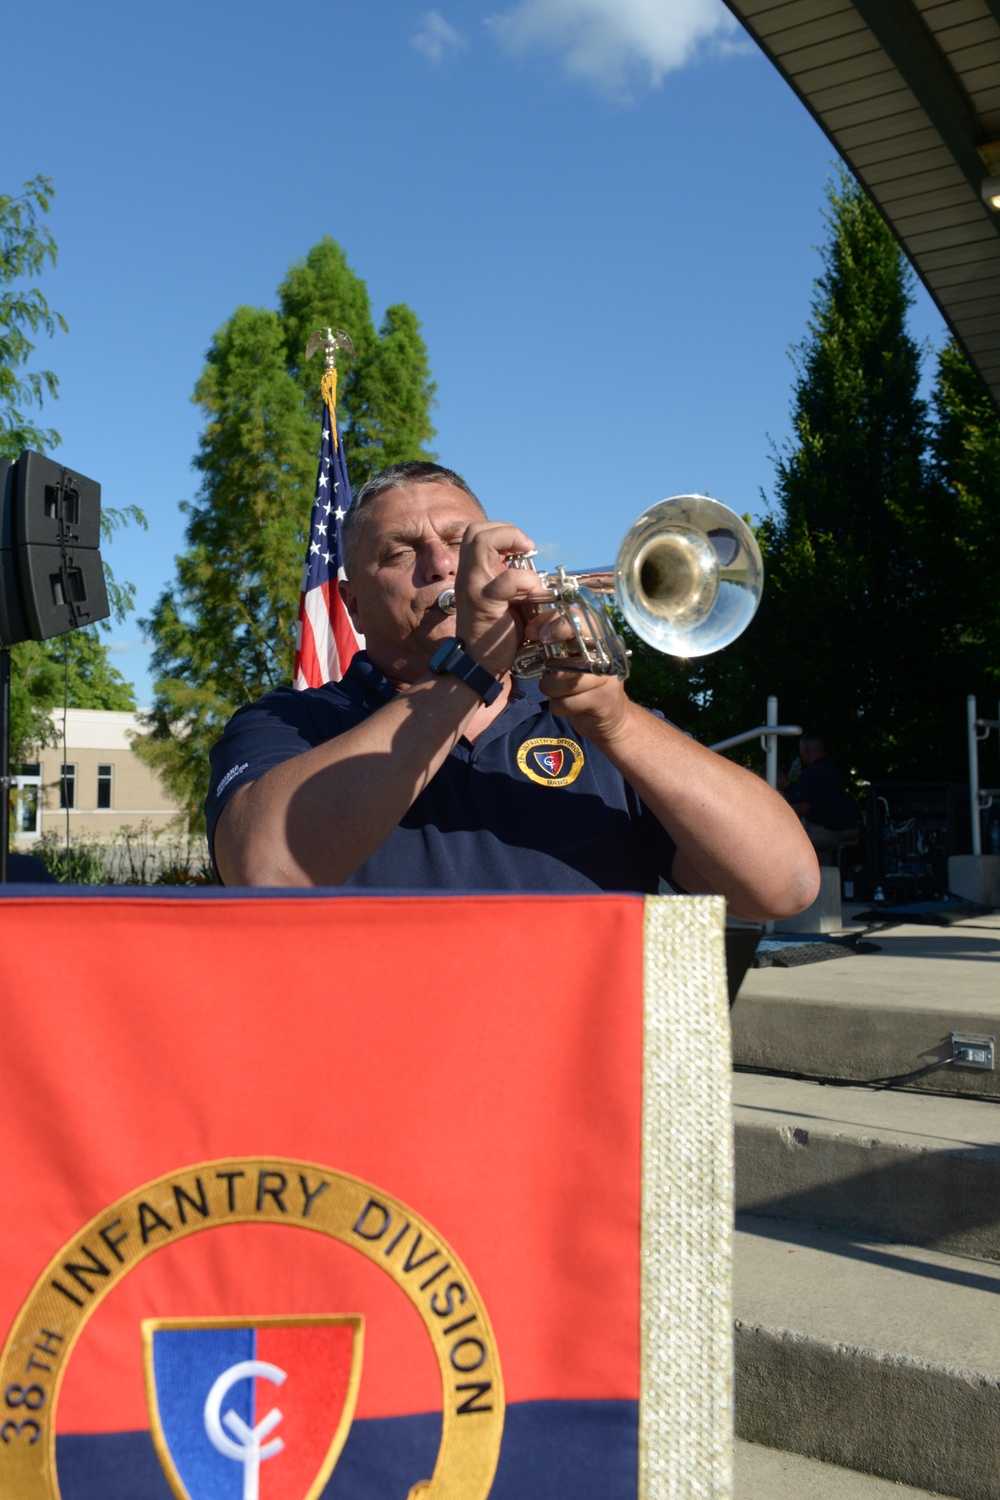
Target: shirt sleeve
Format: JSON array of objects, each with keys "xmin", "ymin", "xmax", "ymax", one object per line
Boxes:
[{"xmin": 204, "ymin": 687, "xmax": 341, "ymax": 866}]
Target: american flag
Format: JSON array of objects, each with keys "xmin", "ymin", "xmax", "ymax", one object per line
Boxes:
[{"xmin": 293, "ymin": 400, "xmax": 363, "ymax": 689}]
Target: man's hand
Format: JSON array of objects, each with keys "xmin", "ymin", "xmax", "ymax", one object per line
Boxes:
[
  {"xmin": 526, "ymin": 603, "xmax": 632, "ymax": 742},
  {"xmin": 529, "ymin": 604, "xmax": 819, "ymax": 919},
  {"xmin": 538, "ymin": 663, "xmax": 631, "ymax": 743},
  {"xmin": 453, "ymin": 521, "xmax": 541, "ymax": 678}
]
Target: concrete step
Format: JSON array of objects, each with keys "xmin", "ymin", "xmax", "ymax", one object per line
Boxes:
[
  {"xmin": 735, "ymin": 1439, "xmax": 957, "ymax": 1498},
  {"xmin": 734, "ymin": 1073, "xmax": 1000, "ymax": 1258},
  {"xmin": 731, "ymin": 917, "xmax": 1000, "ymax": 1098},
  {"xmin": 735, "ymin": 1215, "xmax": 1000, "ymax": 1500}
]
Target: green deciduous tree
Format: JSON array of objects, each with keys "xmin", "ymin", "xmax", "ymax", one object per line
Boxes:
[
  {"xmin": 9, "ymin": 606, "xmax": 143, "ymax": 766},
  {"xmin": 0, "ymin": 176, "xmax": 66, "ymax": 458},
  {"xmin": 16, "ymin": 630, "xmax": 136, "ymax": 723},
  {"xmin": 9, "ymin": 630, "xmax": 138, "ymax": 770},
  {"xmin": 1, "ymin": 178, "xmax": 146, "ymax": 771},
  {"xmin": 136, "ymin": 238, "xmax": 437, "ymax": 829},
  {"xmin": 279, "ymin": 239, "xmax": 437, "ymax": 482}
]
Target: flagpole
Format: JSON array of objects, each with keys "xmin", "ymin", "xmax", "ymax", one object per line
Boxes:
[
  {"xmin": 305, "ymin": 327, "xmax": 355, "ymax": 436},
  {"xmin": 294, "ymin": 328, "xmax": 362, "ymax": 691}
]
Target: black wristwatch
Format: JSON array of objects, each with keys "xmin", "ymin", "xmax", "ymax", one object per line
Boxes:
[{"xmin": 428, "ymin": 639, "xmax": 502, "ymax": 705}]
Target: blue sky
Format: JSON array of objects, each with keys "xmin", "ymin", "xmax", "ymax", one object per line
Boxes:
[{"xmin": 7, "ymin": 0, "xmax": 949, "ymax": 704}]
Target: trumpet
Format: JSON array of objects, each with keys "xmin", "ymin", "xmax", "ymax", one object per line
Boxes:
[{"xmin": 437, "ymin": 494, "xmax": 763, "ymax": 681}]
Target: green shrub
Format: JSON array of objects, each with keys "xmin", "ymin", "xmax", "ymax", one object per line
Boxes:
[{"xmin": 29, "ymin": 823, "xmax": 214, "ymax": 886}]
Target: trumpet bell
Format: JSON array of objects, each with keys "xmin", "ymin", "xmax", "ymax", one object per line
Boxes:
[
  {"xmin": 616, "ymin": 495, "xmax": 763, "ymax": 659},
  {"xmin": 435, "ymin": 492, "xmax": 762, "ymax": 680}
]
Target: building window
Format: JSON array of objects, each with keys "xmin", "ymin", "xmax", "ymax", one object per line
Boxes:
[
  {"xmin": 59, "ymin": 763, "xmax": 77, "ymax": 810},
  {"xmin": 97, "ymin": 764, "xmax": 113, "ymax": 810},
  {"xmin": 12, "ymin": 764, "xmax": 41, "ymax": 836}
]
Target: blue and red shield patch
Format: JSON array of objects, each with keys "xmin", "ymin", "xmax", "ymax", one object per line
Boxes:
[
  {"xmin": 143, "ymin": 1317, "xmax": 363, "ymax": 1500},
  {"xmin": 533, "ymin": 748, "xmax": 564, "ymax": 778},
  {"xmin": 516, "ymin": 737, "xmax": 585, "ymax": 786}
]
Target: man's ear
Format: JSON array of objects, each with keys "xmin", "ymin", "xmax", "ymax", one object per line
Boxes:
[{"xmin": 339, "ymin": 577, "xmax": 360, "ymax": 631}]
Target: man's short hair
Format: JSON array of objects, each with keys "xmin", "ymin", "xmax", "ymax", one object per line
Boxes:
[
  {"xmin": 341, "ymin": 462, "xmax": 484, "ymax": 576},
  {"xmin": 800, "ymin": 731, "xmax": 825, "ymax": 754}
]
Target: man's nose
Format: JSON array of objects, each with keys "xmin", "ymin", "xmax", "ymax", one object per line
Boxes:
[{"xmin": 420, "ymin": 539, "xmax": 457, "ymax": 583}]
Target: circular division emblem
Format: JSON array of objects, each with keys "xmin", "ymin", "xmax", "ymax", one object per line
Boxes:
[
  {"xmin": 516, "ymin": 737, "xmax": 584, "ymax": 787},
  {"xmin": 0, "ymin": 1157, "xmax": 504, "ymax": 1500}
]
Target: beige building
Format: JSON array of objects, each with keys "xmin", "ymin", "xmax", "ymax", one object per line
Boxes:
[{"xmin": 12, "ymin": 709, "xmax": 181, "ymax": 843}]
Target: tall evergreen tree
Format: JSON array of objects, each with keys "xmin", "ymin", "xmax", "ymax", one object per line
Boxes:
[
  {"xmin": 137, "ymin": 239, "xmax": 437, "ymax": 829},
  {"xmin": 606, "ymin": 177, "xmax": 998, "ymax": 791},
  {"xmin": 692, "ymin": 171, "xmax": 938, "ymax": 781},
  {"xmin": 927, "ymin": 339, "xmax": 1000, "ymax": 710},
  {"xmin": 757, "ymin": 169, "xmax": 934, "ymax": 782}
]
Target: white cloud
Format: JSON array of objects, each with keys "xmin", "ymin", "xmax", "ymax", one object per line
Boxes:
[
  {"xmin": 488, "ymin": 0, "xmax": 744, "ymax": 100},
  {"xmin": 411, "ymin": 10, "xmax": 468, "ymax": 64},
  {"xmin": 109, "ymin": 641, "xmax": 130, "ymax": 654}
]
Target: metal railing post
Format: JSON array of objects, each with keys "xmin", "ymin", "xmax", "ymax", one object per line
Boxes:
[
  {"xmin": 969, "ymin": 695, "xmax": 981, "ymax": 856},
  {"xmin": 765, "ymin": 696, "xmax": 779, "ymax": 789}
]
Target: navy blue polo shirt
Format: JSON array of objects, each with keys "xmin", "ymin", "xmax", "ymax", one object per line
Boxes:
[{"xmin": 206, "ymin": 653, "xmax": 677, "ymax": 892}]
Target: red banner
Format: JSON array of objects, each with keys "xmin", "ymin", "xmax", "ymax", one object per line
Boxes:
[{"xmin": 0, "ymin": 891, "xmax": 645, "ymax": 1500}]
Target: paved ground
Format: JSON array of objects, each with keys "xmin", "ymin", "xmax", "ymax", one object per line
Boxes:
[
  {"xmin": 745, "ymin": 906, "xmax": 1000, "ymax": 1014},
  {"xmin": 736, "ymin": 1440, "xmax": 955, "ymax": 1498},
  {"xmin": 731, "ymin": 910, "xmax": 1000, "ymax": 1096},
  {"xmin": 731, "ymin": 908, "xmax": 1000, "ymax": 1499}
]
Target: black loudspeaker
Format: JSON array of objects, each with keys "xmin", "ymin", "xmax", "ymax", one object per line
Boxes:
[
  {"xmin": 0, "ymin": 460, "xmax": 28, "ymax": 645},
  {"xmin": 0, "ymin": 451, "xmax": 110, "ymax": 646}
]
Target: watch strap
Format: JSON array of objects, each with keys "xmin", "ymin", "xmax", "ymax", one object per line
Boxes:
[{"xmin": 429, "ymin": 639, "xmax": 503, "ymax": 705}]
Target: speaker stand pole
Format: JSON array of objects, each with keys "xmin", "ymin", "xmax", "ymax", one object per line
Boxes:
[{"xmin": 0, "ymin": 645, "xmax": 10, "ymax": 883}]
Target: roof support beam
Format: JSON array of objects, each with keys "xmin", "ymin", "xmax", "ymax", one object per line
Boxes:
[
  {"xmin": 851, "ymin": 0, "xmax": 991, "ymax": 199},
  {"xmin": 724, "ymin": 0, "xmax": 1000, "ymax": 414}
]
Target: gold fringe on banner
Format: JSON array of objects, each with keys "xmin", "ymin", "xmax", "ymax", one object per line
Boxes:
[
  {"xmin": 641, "ymin": 894, "xmax": 733, "ymax": 1499},
  {"xmin": 321, "ymin": 367, "xmax": 339, "ymax": 450}
]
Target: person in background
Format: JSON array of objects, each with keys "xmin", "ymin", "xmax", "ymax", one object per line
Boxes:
[{"xmin": 780, "ymin": 731, "xmax": 860, "ymax": 861}]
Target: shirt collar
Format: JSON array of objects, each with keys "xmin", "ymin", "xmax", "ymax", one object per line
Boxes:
[{"xmin": 333, "ymin": 651, "xmax": 398, "ymax": 711}]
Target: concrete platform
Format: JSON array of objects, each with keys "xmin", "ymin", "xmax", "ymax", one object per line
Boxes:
[
  {"xmin": 948, "ymin": 856, "xmax": 1000, "ymax": 909},
  {"xmin": 732, "ymin": 915, "xmax": 1000, "ymax": 1097},
  {"xmin": 735, "ymin": 1215, "xmax": 1000, "ymax": 1500},
  {"xmin": 735, "ymin": 1440, "xmax": 956, "ymax": 1498},
  {"xmin": 734, "ymin": 1073, "xmax": 1000, "ymax": 1257}
]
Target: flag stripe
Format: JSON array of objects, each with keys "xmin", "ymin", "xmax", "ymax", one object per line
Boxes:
[{"xmin": 293, "ymin": 404, "xmax": 362, "ymax": 688}]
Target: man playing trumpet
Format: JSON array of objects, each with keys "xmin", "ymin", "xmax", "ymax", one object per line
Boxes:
[{"xmin": 207, "ymin": 462, "xmax": 818, "ymax": 920}]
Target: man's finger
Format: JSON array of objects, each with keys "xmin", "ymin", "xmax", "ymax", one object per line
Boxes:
[
  {"xmin": 460, "ymin": 520, "xmax": 535, "ymax": 563},
  {"xmin": 480, "ymin": 566, "xmax": 546, "ymax": 605}
]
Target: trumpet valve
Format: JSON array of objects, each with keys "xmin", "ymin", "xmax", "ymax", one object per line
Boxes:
[{"xmin": 505, "ymin": 550, "xmax": 540, "ymax": 574}]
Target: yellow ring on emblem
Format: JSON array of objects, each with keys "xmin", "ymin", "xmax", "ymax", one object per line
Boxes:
[
  {"xmin": 0, "ymin": 1157, "xmax": 504, "ymax": 1500},
  {"xmin": 516, "ymin": 737, "xmax": 585, "ymax": 787}
]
